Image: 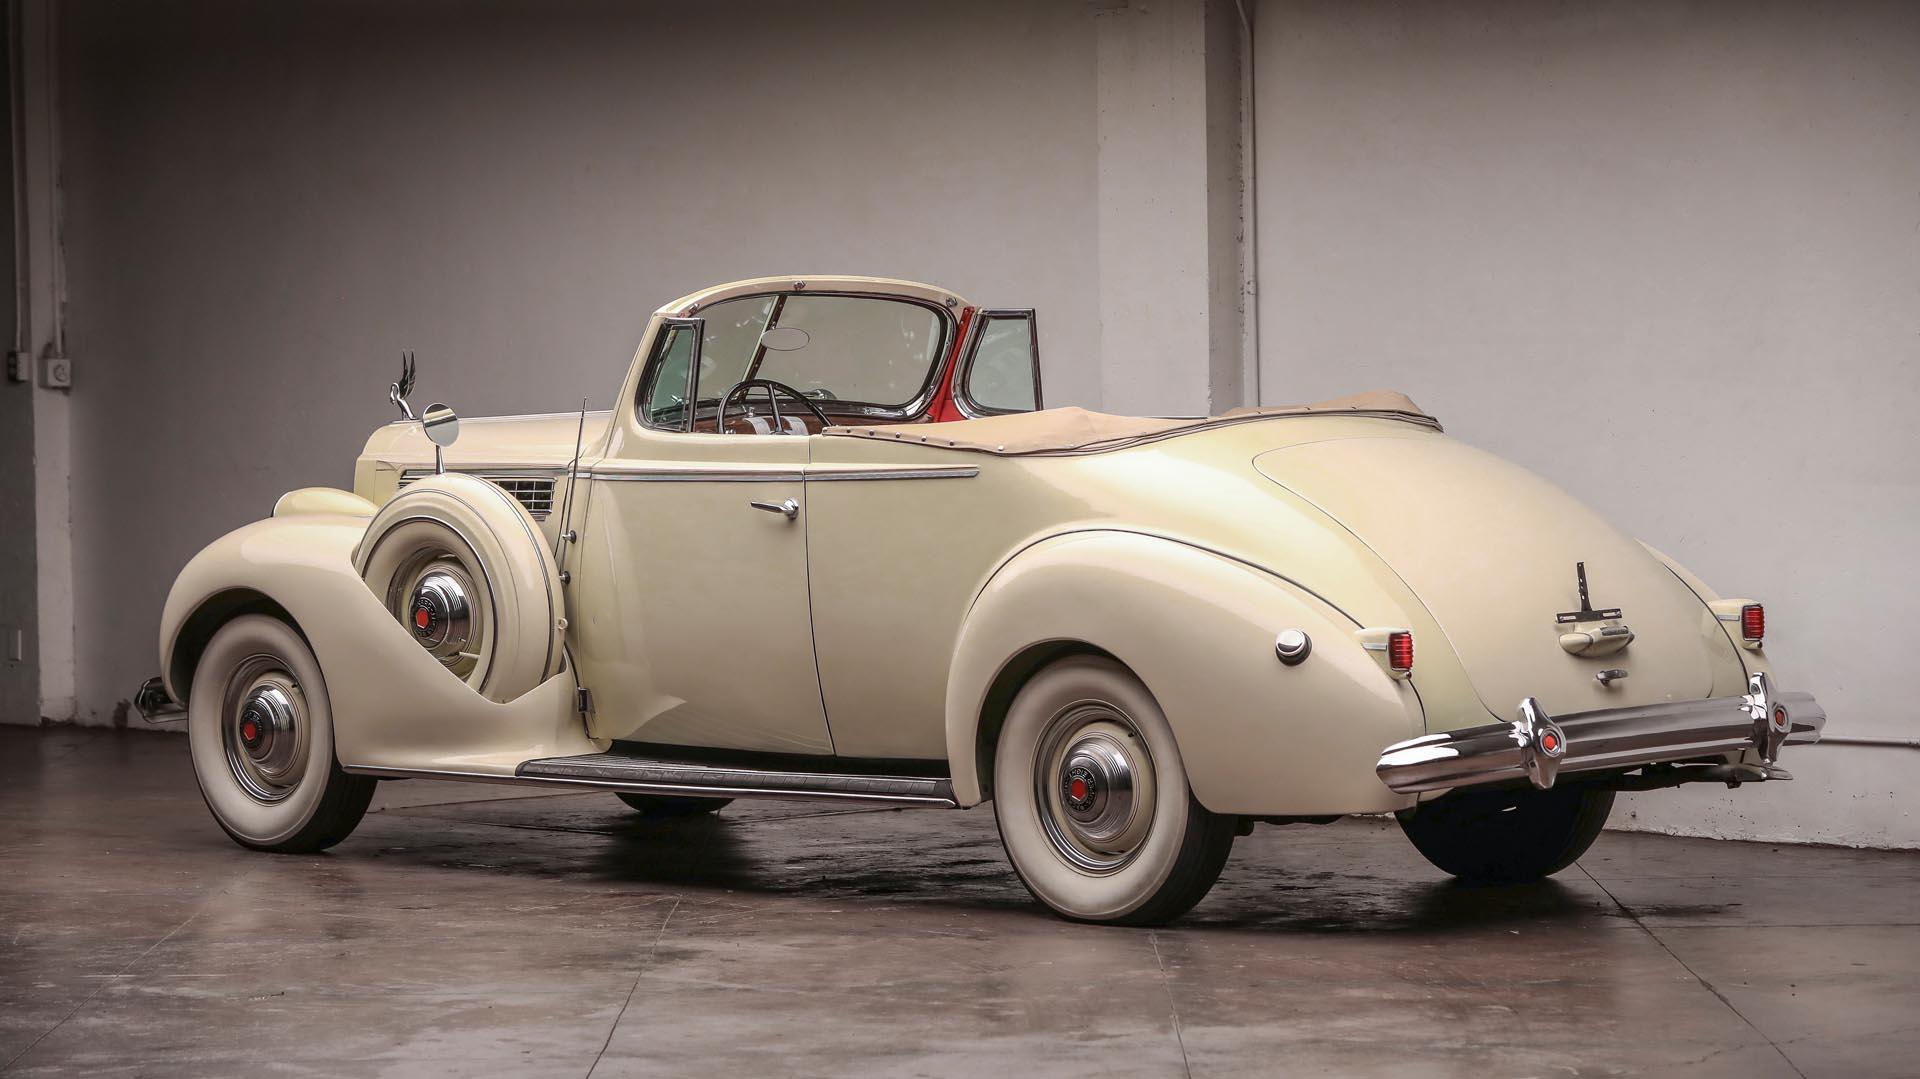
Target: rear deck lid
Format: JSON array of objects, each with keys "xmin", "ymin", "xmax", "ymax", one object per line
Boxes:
[{"xmin": 1254, "ymin": 435, "xmax": 1713, "ymax": 721}]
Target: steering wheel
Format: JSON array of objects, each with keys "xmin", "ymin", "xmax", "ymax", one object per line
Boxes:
[{"xmin": 716, "ymin": 378, "xmax": 832, "ymax": 435}]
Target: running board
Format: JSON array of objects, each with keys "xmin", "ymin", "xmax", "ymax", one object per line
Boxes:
[{"xmin": 513, "ymin": 752, "xmax": 957, "ymax": 806}]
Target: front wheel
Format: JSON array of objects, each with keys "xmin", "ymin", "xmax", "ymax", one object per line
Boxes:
[
  {"xmin": 187, "ymin": 615, "xmax": 376, "ymax": 852},
  {"xmin": 992, "ymin": 656, "xmax": 1235, "ymax": 926},
  {"xmin": 1397, "ymin": 785, "xmax": 1614, "ymax": 884}
]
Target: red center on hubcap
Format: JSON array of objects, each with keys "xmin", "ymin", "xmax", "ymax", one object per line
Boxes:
[
  {"xmin": 1069, "ymin": 777, "xmax": 1089, "ymax": 801},
  {"xmin": 240, "ymin": 719, "xmax": 259, "ymax": 743},
  {"xmin": 415, "ymin": 607, "xmax": 432, "ymax": 629}
]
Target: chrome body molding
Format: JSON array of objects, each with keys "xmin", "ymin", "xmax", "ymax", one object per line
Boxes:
[
  {"xmin": 582, "ymin": 465, "xmax": 978, "ymax": 483},
  {"xmin": 805, "ymin": 466, "xmax": 979, "ymax": 482},
  {"xmin": 1376, "ymin": 672, "xmax": 1826, "ymax": 795},
  {"xmin": 585, "ymin": 466, "xmax": 806, "ymax": 483}
]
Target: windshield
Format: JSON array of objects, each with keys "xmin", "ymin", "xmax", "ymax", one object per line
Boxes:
[{"xmin": 642, "ymin": 292, "xmax": 949, "ymax": 430}]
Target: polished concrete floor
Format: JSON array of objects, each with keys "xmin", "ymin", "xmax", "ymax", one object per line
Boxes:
[{"xmin": 2, "ymin": 727, "xmax": 1916, "ymax": 1078}]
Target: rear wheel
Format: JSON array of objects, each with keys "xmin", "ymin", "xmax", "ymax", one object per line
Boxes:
[
  {"xmin": 615, "ymin": 793, "xmax": 732, "ymax": 817},
  {"xmin": 992, "ymin": 656, "xmax": 1235, "ymax": 926},
  {"xmin": 1397, "ymin": 785, "xmax": 1614, "ymax": 884},
  {"xmin": 187, "ymin": 615, "xmax": 376, "ymax": 852}
]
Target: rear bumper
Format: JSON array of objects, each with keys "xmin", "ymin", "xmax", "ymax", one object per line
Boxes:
[{"xmin": 1376, "ymin": 672, "xmax": 1825, "ymax": 794}]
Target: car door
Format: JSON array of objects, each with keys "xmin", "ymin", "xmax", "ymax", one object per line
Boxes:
[{"xmin": 568, "ymin": 313, "xmax": 832, "ymax": 755}]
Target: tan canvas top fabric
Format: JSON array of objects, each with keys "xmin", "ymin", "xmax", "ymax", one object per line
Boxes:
[{"xmin": 824, "ymin": 390, "xmax": 1435, "ymax": 456}]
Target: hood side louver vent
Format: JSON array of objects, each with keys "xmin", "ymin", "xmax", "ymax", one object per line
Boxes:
[{"xmin": 398, "ymin": 470, "xmax": 557, "ymax": 520}]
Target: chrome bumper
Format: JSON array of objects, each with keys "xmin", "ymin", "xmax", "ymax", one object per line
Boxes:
[{"xmin": 1376, "ymin": 672, "xmax": 1825, "ymax": 795}]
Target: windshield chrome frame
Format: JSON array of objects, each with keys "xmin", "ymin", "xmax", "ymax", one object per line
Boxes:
[{"xmin": 635, "ymin": 290, "xmax": 958, "ymax": 434}]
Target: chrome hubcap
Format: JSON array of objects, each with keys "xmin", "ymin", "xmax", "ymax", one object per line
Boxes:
[
  {"xmin": 409, "ymin": 569, "xmax": 474, "ymax": 659},
  {"xmin": 222, "ymin": 657, "xmax": 310, "ymax": 803},
  {"xmin": 388, "ymin": 550, "xmax": 487, "ymax": 680},
  {"xmin": 1034, "ymin": 704, "xmax": 1157, "ymax": 874}
]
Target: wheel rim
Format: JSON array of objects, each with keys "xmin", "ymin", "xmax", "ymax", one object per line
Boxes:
[
  {"xmin": 384, "ymin": 543, "xmax": 490, "ymax": 682},
  {"xmin": 221, "ymin": 655, "xmax": 312, "ymax": 804},
  {"xmin": 1033, "ymin": 702, "xmax": 1158, "ymax": 874}
]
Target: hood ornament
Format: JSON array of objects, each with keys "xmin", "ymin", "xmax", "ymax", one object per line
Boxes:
[{"xmin": 388, "ymin": 351, "xmax": 417, "ymax": 420}]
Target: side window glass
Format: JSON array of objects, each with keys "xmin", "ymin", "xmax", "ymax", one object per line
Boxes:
[
  {"xmin": 642, "ymin": 323, "xmax": 698, "ymax": 429},
  {"xmin": 963, "ymin": 312, "xmax": 1040, "ymax": 414}
]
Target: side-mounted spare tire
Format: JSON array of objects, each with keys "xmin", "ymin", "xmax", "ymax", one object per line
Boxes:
[{"xmin": 354, "ymin": 472, "xmax": 566, "ymax": 703}]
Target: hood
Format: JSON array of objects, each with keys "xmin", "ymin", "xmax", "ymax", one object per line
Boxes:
[
  {"xmin": 1253, "ymin": 434, "xmax": 1717, "ymax": 719},
  {"xmin": 360, "ymin": 410, "xmax": 614, "ymax": 472}
]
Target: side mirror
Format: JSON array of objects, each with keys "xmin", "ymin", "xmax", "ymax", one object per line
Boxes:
[{"xmin": 423, "ymin": 402, "xmax": 459, "ymax": 473}]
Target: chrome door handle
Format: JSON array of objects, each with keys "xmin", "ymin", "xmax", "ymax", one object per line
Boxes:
[{"xmin": 750, "ymin": 498, "xmax": 800, "ymax": 520}]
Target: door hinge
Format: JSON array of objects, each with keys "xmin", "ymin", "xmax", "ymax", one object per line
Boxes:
[{"xmin": 576, "ymin": 686, "xmax": 593, "ymax": 715}]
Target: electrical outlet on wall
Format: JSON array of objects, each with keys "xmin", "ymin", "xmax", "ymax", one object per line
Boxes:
[{"xmin": 39, "ymin": 352, "xmax": 72, "ymax": 389}]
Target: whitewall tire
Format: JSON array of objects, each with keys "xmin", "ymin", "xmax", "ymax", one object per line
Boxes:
[
  {"xmin": 354, "ymin": 473, "xmax": 565, "ymax": 703},
  {"xmin": 992, "ymin": 656, "xmax": 1236, "ymax": 925},
  {"xmin": 188, "ymin": 615, "xmax": 376, "ymax": 852}
]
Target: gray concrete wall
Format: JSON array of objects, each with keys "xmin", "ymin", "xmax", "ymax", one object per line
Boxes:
[
  {"xmin": 47, "ymin": 0, "xmax": 1109, "ymax": 725},
  {"xmin": 1253, "ymin": 0, "xmax": 1920, "ymax": 847}
]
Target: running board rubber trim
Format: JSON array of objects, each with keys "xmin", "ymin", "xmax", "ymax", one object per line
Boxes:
[{"xmin": 513, "ymin": 752, "xmax": 957, "ymax": 806}]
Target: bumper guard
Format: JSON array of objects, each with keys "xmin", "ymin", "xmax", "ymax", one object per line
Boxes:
[{"xmin": 1376, "ymin": 672, "xmax": 1825, "ymax": 794}]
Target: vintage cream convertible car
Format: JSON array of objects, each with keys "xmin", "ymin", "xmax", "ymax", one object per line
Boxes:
[{"xmin": 147, "ymin": 275, "xmax": 1826, "ymax": 925}]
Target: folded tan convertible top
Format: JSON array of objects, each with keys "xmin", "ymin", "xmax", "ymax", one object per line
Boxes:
[{"xmin": 825, "ymin": 390, "xmax": 1437, "ymax": 456}]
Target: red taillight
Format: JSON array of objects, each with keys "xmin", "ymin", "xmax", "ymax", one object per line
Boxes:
[
  {"xmin": 1741, "ymin": 603, "xmax": 1765, "ymax": 642},
  {"xmin": 1387, "ymin": 631, "xmax": 1414, "ymax": 672}
]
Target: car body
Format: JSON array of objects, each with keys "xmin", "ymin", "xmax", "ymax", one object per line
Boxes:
[{"xmin": 150, "ymin": 275, "xmax": 1826, "ymax": 924}]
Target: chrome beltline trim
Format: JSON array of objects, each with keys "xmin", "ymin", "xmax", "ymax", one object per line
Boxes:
[
  {"xmin": 581, "ymin": 465, "xmax": 978, "ymax": 483},
  {"xmin": 806, "ymin": 467, "xmax": 979, "ymax": 482},
  {"xmin": 1376, "ymin": 683, "xmax": 1826, "ymax": 795},
  {"xmin": 584, "ymin": 467, "xmax": 806, "ymax": 483}
]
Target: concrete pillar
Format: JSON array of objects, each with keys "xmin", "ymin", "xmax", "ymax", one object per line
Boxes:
[
  {"xmin": 14, "ymin": 0, "xmax": 73, "ymax": 723},
  {"xmin": 1092, "ymin": 0, "xmax": 1248, "ymax": 416},
  {"xmin": 0, "ymin": 1, "xmax": 38, "ymax": 724}
]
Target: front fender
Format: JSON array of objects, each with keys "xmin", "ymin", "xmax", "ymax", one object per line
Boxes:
[
  {"xmin": 160, "ymin": 515, "xmax": 593, "ymax": 774},
  {"xmin": 944, "ymin": 530, "xmax": 1423, "ymax": 816}
]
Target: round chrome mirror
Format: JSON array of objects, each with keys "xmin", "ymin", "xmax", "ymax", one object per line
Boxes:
[
  {"xmin": 422, "ymin": 403, "xmax": 460, "ymax": 448},
  {"xmin": 758, "ymin": 327, "xmax": 811, "ymax": 352}
]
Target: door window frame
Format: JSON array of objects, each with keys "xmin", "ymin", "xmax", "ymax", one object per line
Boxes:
[{"xmin": 952, "ymin": 309, "xmax": 1043, "ymax": 418}]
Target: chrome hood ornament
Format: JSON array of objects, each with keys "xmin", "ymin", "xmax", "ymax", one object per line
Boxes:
[{"xmin": 388, "ymin": 351, "xmax": 417, "ymax": 420}]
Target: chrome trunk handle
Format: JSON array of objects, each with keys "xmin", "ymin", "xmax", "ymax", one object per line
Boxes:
[{"xmin": 750, "ymin": 498, "xmax": 800, "ymax": 520}]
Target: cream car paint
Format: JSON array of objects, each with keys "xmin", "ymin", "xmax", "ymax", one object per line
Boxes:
[{"xmin": 160, "ymin": 275, "xmax": 1786, "ymax": 820}]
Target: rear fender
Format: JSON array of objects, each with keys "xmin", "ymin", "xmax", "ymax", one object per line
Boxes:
[
  {"xmin": 160, "ymin": 515, "xmax": 593, "ymax": 774},
  {"xmin": 945, "ymin": 530, "xmax": 1423, "ymax": 816}
]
